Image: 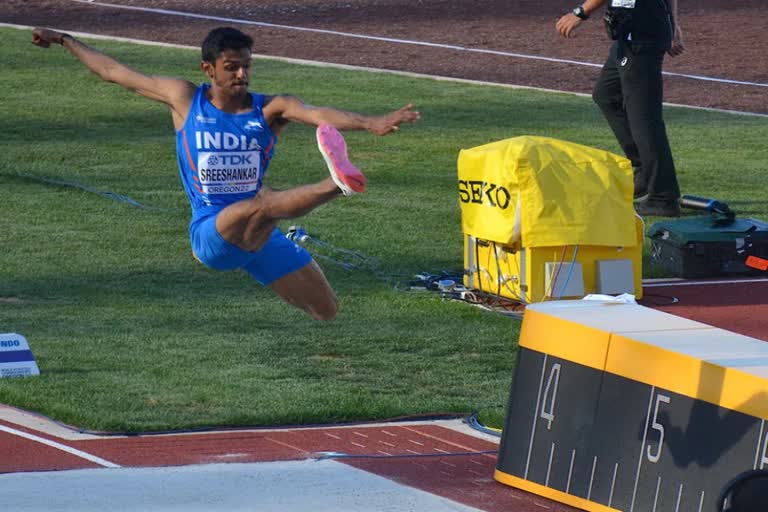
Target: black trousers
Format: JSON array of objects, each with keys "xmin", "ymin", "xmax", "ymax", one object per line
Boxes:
[{"xmin": 593, "ymin": 40, "xmax": 680, "ymax": 204}]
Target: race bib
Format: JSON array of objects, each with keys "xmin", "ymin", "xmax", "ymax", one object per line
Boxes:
[
  {"xmin": 611, "ymin": 0, "xmax": 636, "ymax": 7},
  {"xmin": 197, "ymin": 151, "xmax": 262, "ymax": 195}
]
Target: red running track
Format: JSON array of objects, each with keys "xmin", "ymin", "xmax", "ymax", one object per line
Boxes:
[{"xmin": 641, "ymin": 278, "xmax": 768, "ymax": 341}]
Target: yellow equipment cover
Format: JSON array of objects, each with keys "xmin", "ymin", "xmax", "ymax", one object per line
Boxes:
[{"xmin": 458, "ymin": 135, "xmax": 637, "ymax": 248}]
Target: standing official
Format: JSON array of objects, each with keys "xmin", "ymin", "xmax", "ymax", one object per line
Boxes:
[{"xmin": 557, "ymin": 0, "xmax": 685, "ymax": 217}]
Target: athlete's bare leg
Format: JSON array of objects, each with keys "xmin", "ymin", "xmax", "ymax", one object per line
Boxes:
[
  {"xmin": 214, "ymin": 184, "xmax": 343, "ymax": 320},
  {"xmin": 212, "ymin": 125, "xmax": 363, "ymax": 320},
  {"xmin": 269, "ymin": 260, "xmax": 339, "ymax": 321},
  {"xmin": 216, "ymin": 124, "xmax": 363, "ymax": 251},
  {"xmin": 215, "ymin": 180, "xmax": 341, "ymax": 252}
]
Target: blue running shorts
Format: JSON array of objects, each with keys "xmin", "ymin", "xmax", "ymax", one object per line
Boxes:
[{"xmin": 190, "ymin": 214, "xmax": 312, "ymax": 286}]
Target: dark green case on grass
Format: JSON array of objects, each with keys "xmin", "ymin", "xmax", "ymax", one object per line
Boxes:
[{"xmin": 648, "ymin": 216, "xmax": 768, "ymax": 278}]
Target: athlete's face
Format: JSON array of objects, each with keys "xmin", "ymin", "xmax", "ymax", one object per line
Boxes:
[{"xmin": 202, "ymin": 48, "xmax": 252, "ymax": 95}]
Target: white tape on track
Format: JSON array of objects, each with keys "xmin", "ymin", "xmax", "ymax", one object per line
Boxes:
[{"xmin": 0, "ymin": 424, "xmax": 121, "ymax": 468}]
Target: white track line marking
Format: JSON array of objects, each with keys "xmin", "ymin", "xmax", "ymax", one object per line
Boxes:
[
  {"xmin": 3, "ymin": 23, "xmax": 764, "ymax": 118},
  {"xmin": 0, "ymin": 424, "xmax": 120, "ymax": 468},
  {"xmin": 644, "ymin": 277, "xmax": 768, "ymax": 288},
  {"xmin": 69, "ymin": 0, "xmax": 768, "ymax": 90}
]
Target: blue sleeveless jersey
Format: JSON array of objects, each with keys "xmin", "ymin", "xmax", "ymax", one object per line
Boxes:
[{"xmin": 175, "ymin": 84, "xmax": 277, "ymax": 222}]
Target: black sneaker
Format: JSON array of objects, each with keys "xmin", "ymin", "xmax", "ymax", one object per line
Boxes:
[{"xmin": 635, "ymin": 199, "xmax": 681, "ymax": 217}]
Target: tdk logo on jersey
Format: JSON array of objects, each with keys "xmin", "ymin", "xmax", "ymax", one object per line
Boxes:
[
  {"xmin": 207, "ymin": 154, "xmax": 253, "ymax": 166},
  {"xmin": 195, "ymin": 131, "xmax": 262, "ymax": 151},
  {"xmin": 458, "ymin": 180, "xmax": 512, "ymax": 209}
]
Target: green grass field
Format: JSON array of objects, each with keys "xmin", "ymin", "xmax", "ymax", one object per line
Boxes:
[{"xmin": 0, "ymin": 27, "xmax": 765, "ymax": 432}]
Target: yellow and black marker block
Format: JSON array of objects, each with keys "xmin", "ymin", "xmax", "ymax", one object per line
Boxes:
[{"xmin": 495, "ymin": 301, "xmax": 768, "ymax": 512}]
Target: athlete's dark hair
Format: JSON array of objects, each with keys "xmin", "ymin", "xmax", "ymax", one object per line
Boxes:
[{"xmin": 201, "ymin": 27, "xmax": 253, "ymax": 63}]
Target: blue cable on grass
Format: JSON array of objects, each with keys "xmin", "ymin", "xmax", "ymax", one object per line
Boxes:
[
  {"xmin": 285, "ymin": 225, "xmax": 414, "ymax": 286},
  {"xmin": 12, "ymin": 172, "xmax": 177, "ymax": 211},
  {"xmin": 556, "ymin": 245, "xmax": 580, "ymax": 300},
  {"xmin": 464, "ymin": 413, "xmax": 502, "ymax": 438}
]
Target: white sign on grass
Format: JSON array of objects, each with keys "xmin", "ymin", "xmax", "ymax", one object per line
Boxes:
[{"xmin": 0, "ymin": 333, "xmax": 39, "ymax": 378}]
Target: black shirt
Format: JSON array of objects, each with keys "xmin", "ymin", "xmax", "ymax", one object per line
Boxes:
[{"xmin": 609, "ymin": 0, "xmax": 674, "ymax": 45}]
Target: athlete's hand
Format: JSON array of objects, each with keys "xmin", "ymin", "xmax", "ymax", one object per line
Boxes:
[
  {"xmin": 32, "ymin": 28, "xmax": 67, "ymax": 48},
  {"xmin": 367, "ymin": 103, "xmax": 421, "ymax": 136}
]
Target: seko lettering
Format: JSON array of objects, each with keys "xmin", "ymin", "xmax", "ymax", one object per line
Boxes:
[{"xmin": 458, "ymin": 180, "xmax": 511, "ymax": 209}]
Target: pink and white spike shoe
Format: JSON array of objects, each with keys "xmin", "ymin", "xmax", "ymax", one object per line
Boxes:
[{"xmin": 316, "ymin": 124, "xmax": 366, "ymax": 196}]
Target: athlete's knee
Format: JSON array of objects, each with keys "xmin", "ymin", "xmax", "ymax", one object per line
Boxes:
[{"xmin": 307, "ymin": 296, "xmax": 339, "ymax": 321}]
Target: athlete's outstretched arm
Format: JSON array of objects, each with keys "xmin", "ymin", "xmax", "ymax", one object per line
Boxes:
[
  {"xmin": 264, "ymin": 95, "xmax": 420, "ymax": 136},
  {"xmin": 32, "ymin": 28, "xmax": 195, "ymax": 127}
]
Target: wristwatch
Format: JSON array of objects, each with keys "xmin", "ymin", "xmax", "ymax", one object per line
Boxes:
[{"xmin": 572, "ymin": 5, "xmax": 590, "ymax": 20}]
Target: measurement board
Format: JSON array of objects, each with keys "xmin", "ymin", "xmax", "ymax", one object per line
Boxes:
[{"xmin": 495, "ymin": 301, "xmax": 768, "ymax": 512}]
